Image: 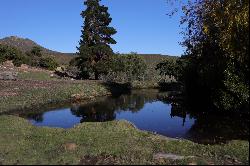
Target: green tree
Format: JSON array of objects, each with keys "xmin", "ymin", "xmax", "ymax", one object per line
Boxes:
[
  {"xmin": 122, "ymin": 54, "xmax": 147, "ymax": 82},
  {"xmin": 25, "ymin": 46, "xmax": 58, "ymax": 70},
  {"xmin": 156, "ymin": 58, "xmax": 178, "ymax": 79},
  {"xmin": 76, "ymin": 0, "xmax": 117, "ymax": 79},
  {"xmin": 171, "ymin": 0, "xmax": 249, "ymax": 111},
  {"xmin": 26, "ymin": 46, "xmax": 44, "ymax": 66}
]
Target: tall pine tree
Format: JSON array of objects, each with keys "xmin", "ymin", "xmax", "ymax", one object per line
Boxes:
[{"xmin": 76, "ymin": 0, "xmax": 117, "ymax": 79}]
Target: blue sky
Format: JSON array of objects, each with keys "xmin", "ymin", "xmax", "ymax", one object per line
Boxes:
[{"xmin": 0, "ymin": 0, "xmax": 184, "ymax": 56}]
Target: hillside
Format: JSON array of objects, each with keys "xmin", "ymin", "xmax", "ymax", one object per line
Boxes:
[
  {"xmin": 139, "ymin": 54, "xmax": 178, "ymax": 66},
  {"xmin": 0, "ymin": 36, "xmax": 178, "ymax": 67},
  {"xmin": 0, "ymin": 36, "xmax": 74, "ymax": 65}
]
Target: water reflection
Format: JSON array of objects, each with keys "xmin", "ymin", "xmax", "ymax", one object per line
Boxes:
[
  {"xmin": 17, "ymin": 89, "xmax": 249, "ymax": 144},
  {"xmin": 186, "ymin": 111, "xmax": 249, "ymax": 144},
  {"xmin": 159, "ymin": 91, "xmax": 249, "ymax": 144},
  {"xmin": 71, "ymin": 90, "xmax": 158, "ymax": 122}
]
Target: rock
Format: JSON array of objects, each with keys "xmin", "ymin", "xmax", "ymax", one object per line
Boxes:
[
  {"xmin": 19, "ymin": 64, "xmax": 29, "ymax": 70},
  {"xmin": 2, "ymin": 61, "xmax": 14, "ymax": 68},
  {"xmin": 0, "ymin": 71, "xmax": 18, "ymax": 80},
  {"xmin": 153, "ymin": 153, "xmax": 195, "ymax": 161},
  {"xmin": 54, "ymin": 66, "xmax": 79, "ymax": 79},
  {"xmin": 55, "ymin": 66, "xmax": 64, "ymax": 72}
]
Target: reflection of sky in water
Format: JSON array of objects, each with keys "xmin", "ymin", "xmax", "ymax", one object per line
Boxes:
[
  {"xmin": 115, "ymin": 101, "xmax": 195, "ymax": 138},
  {"xmin": 30, "ymin": 109, "xmax": 81, "ymax": 128},
  {"xmin": 29, "ymin": 101, "xmax": 195, "ymax": 139},
  {"xmin": 25, "ymin": 90, "xmax": 249, "ymax": 144}
]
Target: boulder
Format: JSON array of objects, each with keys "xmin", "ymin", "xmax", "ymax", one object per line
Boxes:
[
  {"xmin": 55, "ymin": 66, "xmax": 64, "ymax": 72},
  {"xmin": 19, "ymin": 64, "xmax": 29, "ymax": 70},
  {"xmin": 2, "ymin": 61, "xmax": 14, "ymax": 68},
  {"xmin": 0, "ymin": 71, "xmax": 18, "ymax": 80}
]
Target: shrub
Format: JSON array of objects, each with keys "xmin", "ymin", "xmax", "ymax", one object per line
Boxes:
[
  {"xmin": 39, "ymin": 57, "xmax": 58, "ymax": 70},
  {"xmin": 100, "ymin": 53, "xmax": 147, "ymax": 82},
  {"xmin": 0, "ymin": 44, "xmax": 30, "ymax": 67}
]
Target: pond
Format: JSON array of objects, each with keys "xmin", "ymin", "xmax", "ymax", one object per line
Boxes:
[{"xmin": 17, "ymin": 89, "xmax": 249, "ymax": 144}]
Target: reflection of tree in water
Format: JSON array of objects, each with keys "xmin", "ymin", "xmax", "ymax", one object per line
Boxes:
[
  {"xmin": 20, "ymin": 112, "xmax": 44, "ymax": 122},
  {"xmin": 170, "ymin": 104, "xmax": 187, "ymax": 127},
  {"xmin": 186, "ymin": 111, "xmax": 249, "ymax": 144},
  {"xmin": 115, "ymin": 93, "xmax": 155, "ymax": 113},
  {"xmin": 71, "ymin": 101, "xmax": 117, "ymax": 122},
  {"xmin": 160, "ymin": 91, "xmax": 249, "ymax": 144},
  {"xmin": 71, "ymin": 90, "xmax": 159, "ymax": 122},
  {"xmin": 158, "ymin": 91, "xmax": 189, "ymax": 127}
]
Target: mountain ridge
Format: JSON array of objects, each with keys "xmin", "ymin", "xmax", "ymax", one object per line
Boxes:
[
  {"xmin": 0, "ymin": 36, "xmax": 177, "ymax": 65},
  {"xmin": 0, "ymin": 36, "xmax": 75, "ymax": 65}
]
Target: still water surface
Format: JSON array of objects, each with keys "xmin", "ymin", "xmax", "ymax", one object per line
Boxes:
[{"xmin": 19, "ymin": 89, "xmax": 249, "ymax": 144}]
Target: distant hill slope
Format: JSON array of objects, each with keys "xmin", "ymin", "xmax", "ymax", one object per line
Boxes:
[
  {"xmin": 139, "ymin": 54, "xmax": 178, "ymax": 66},
  {"xmin": 0, "ymin": 36, "xmax": 178, "ymax": 66},
  {"xmin": 0, "ymin": 36, "xmax": 75, "ymax": 65}
]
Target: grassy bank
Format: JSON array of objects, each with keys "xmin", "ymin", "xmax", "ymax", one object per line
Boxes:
[
  {"xmin": 0, "ymin": 80, "xmax": 110, "ymax": 113},
  {"xmin": 0, "ymin": 71, "xmax": 248, "ymax": 165},
  {"xmin": 0, "ymin": 115, "xmax": 248, "ymax": 165},
  {"xmin": 0, "ymin": 79, "xmax": 161, "ymax": 113},
  {"xmin": 0, "ymin": 68, "xmax": 160, "ymax": 113}
]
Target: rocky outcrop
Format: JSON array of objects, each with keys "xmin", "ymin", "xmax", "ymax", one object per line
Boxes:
[{"xmin": 54, "ymin": 66, "xmax": 80, "ymax": 79}]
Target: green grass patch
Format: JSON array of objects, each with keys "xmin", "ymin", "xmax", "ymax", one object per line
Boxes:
[
  {"xmin": 0, "ymin": 80, "xmax": 110, "ymax": 113},
  {"xmin": 0, "ymin": 115, "xmax": 248, "ymax": 165},
  {"xmin": 17, "ymin": 71, "xmax": 56, "ymax": 81}
]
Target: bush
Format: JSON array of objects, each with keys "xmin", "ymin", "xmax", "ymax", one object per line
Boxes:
[
  {"xmin": 100, "ymin": 53, "xmax": 147, "ymax": 82},
  {"xmin": 0, "ymin": 44, "xmax": 30, "ymax": 67},
  {"xmin": 39, "ymin": 57, "xmax": 58, "ymax": 70},
  {"xmin": 31, "ymin": 46, "xmax": 43, "ymax": 57}
]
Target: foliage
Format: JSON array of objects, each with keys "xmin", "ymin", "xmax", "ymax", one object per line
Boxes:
[
  {"xmin": 156, "ymin": 58, "xmax": 178, "ymax": 79},
  {"xmin": 31, "ymin": 46, "xmax": 43, "ymax": 57},
  {"xmin": 0, "ymin": 45, "xmax": 58, "ymax": 70},
  {"xmin": 101, "ymin": 53, "xmax": 147, "ymax": 82},
  {"xmin": 26, "ymin": 46, "xmax": 58, "ymax": 70},
  {"xmin": 39, "ymin": 57, "xmax": 59, "ymax": 70},
  {"xmin": 0, "ymin": 44, "xmax": 30, "ymax": 67},
  {"xmin": 0, "ymin": 36, "xmax": 74, "ymax": 65},
  {"xmin": 118, "ymin": 53, "xmax": 147, "ymax": 81},
  {"xmin": 26, "ymin": 46, "xmax": 43, "ymax": 66},
  {"xmin": 166, "ymin": 0, "xmax": 249, "ymax": 111},
  {"xmin": 76, "ymin": 0, "xmax": 117, "ymax": 79}
]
